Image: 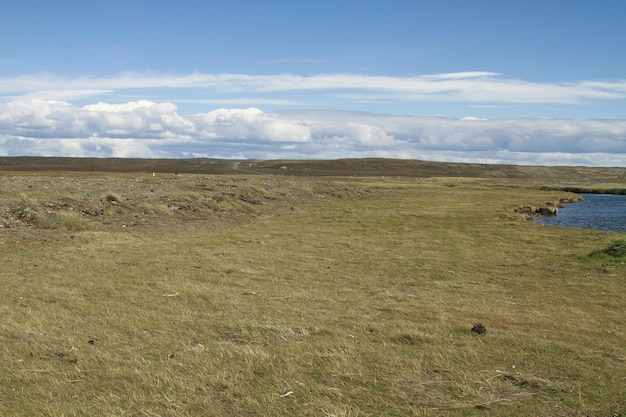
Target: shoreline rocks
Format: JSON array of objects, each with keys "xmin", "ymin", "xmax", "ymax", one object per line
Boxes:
[
  {"xmin": 514, "ymin": 195, "xmax": 584, "ymax": 221},
  {"xmin": 514, "ymin": 205, "xmax": 559, "ymax": 220}
]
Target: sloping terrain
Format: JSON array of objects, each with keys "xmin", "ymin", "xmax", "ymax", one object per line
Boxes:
[{"xmin": 1, "ymin": 156, "xmax": 625, "ymax": 183}]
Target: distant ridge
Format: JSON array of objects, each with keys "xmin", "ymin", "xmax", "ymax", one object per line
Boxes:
[{"xmin": 1, "ymin": 156, "xmax": 624, "ymax": 182}]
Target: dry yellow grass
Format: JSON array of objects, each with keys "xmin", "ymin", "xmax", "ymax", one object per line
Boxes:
[{"xmin": 0, "ymin": 173, "xmax": 624, "ymax": 416}]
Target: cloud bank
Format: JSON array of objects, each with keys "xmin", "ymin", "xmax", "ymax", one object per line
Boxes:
[
  {"xmin": 1, "ymin": 99, "xmax": 624, "ymax": 166},
  {"xmin": 1, "ymin": 71, "xmax": 625, "ymax": 105}
]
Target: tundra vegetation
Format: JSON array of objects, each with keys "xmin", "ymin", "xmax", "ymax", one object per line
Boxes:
[{"xmin": 0, "ymin": 167, "xmax": 624, "ymax": 416}]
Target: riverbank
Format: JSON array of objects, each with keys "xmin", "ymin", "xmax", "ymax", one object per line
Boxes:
[
  {"xmin": 546, "ymin": 185, "xmax": 626, "ymax": 195},
  {"xmin": 514, "ymin": 194, "xmax": 584, "ymax": 220}
]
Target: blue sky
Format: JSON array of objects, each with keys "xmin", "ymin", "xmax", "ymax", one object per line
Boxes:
[{"xmin": 1, "ymin": 0, "xmax": 625, "ymax": 165}]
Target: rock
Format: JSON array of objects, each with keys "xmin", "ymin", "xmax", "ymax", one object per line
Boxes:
[
  {"xmin": 514, "ymin": 205, "xmax": 558, "ymax": 220},
  {"xmin": 471, "ymin": 323, "xmax": 487, "ymax": 335},
  {"xmin": 536, "ymin": 207, "xmax": 558, "ymax": 216}
]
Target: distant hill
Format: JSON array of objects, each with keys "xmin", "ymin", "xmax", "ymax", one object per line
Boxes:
[{"xmin": 1, "ymin": 156, "xmax": 624, "ymax": 183}]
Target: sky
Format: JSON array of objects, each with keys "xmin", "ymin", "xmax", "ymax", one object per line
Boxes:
[{"xmin": 1, "ymin": 0, "xmax": 625, "ymax": 166}]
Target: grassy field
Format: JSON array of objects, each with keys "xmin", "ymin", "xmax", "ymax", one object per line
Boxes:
[{"xmin": 0, "ymin": 170, "xmax": 624, "ymax": 416}]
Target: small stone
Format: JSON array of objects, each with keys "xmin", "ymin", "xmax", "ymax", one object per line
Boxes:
[{"xmin": 471, "ymin": 323, "xmax": 487, "ymax": 335}]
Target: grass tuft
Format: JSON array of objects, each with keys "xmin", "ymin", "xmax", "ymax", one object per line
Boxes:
[
  {"xmin": 590, "ymin": 238, "xmax": 626, "ymax": 260},
  {"xmin": 134, "ymin": 202, "xmax": 172, "ymax": 215},
  {"xmin": 49, "ymin": 210, "xmax": 91, "ymax": 230},
  {"xmin": 18, "ymin": 192, "xmax": 38, "ymax": 206},
  {"xmin": 102, "ymin": 192, "xmax": 124, "ymax": 204}
]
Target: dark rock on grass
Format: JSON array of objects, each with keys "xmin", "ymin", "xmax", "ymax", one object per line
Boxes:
[{"xmin": 471, "ymin": 323, "xmax": 487, "ymax": 335}]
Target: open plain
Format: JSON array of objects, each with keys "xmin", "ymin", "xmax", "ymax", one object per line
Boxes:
[{"xmin": 0, "ymin": 158, "xmax": 624, "ymax": 416}]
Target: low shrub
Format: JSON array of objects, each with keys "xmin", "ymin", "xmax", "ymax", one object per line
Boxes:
[{"xmin": 590, "ymin": 238, "xmax": 626, "ymax": 260}]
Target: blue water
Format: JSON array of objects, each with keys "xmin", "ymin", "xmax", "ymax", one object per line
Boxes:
[{"xmin": 534, "ymin": 193, "xmax": 626, "ymax": 232}]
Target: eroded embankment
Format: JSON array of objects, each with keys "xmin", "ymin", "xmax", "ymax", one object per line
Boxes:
[{"xmin": 514, "ymin": 195, "xmax": 584, "ymax": 221}]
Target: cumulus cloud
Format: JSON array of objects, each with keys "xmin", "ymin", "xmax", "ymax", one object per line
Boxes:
[
  {"xmin": 188, "ymin": 108, "xmax": 311, "ymax": 142},
  {"xmin": 0, "ymin": 99, "xmax": 625, "ymax": 166}
]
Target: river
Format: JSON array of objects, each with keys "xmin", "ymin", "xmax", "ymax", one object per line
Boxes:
[{"xmin": 534, "ymin": 193, "xmax": 626, "ymax": 232}]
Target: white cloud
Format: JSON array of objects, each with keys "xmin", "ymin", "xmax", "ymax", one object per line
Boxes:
[
  {"xmin": 0, "ymin": 99, "xmax": 625, "ymax": 166},
  {"xmin": 188, "ymin": 108, "xmax": 311, "ymax": 143},
  {"xmin": 1, "ymin": 71, "xmax": 625, "ymax": 105},
  {"xmin": 172, "ymin": 98, "xmax": 303, "ymax": 106}
]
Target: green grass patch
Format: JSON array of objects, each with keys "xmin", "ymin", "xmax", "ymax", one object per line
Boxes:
[
  {"xmin": 47, "ymin": 210, "xmax": 91, "ymax": 230},
  {"xmin": 134, "ymin": 202, "xmax": 172, "ymax": 215},
  {"xmin": 542, "ymin": 185, "xmax": 626, "ymax": 195},
  {"xmin": 590, "ymin": 238, "xmax": 626, "ymax": 260},
  {"xmin": 17, "ymin": 192, "xmax": 38, "ymax": 206}
]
